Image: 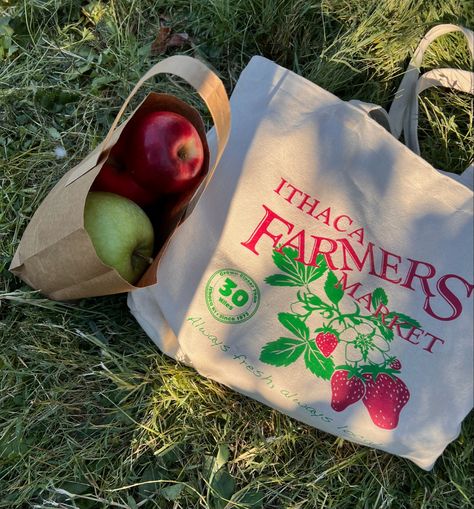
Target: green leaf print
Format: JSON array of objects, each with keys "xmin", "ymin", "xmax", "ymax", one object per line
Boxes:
[
  {"xmin": 266, "ymin": 248, "xmax": 328, "ymax": 288},
  {"xmin": 278, "ymin": 313, "xmax": 309, "ymax": 340},
  {"xmin": 304, "ymin": 293, "xmax": 326, "ymax": 309},
  {"xmin": 264, "ymin": 274, "xmax": 302, "ymax": 287},
  {"xmin": 260, "ymin": 244, "xmax": 421, "ymax": 384},
  {"xmin": 386, "ymin": 312, "xmax": 421, "ymax": 329},
  {"xmin": 377, "ymin": 323, "xmax": 395, "ymax": 341},
  {"xmin": 272, "ymin": 248, "xmax": 302, "ymax": 280},
  {"xmin": 324, "ymin": 271, "xmax": 344, "ymax": 305},
  {"xmin": 259, "ymin": 338, "xmax": 306, "ymax": 366},
  {"xmin": 372, "ymin": 287, "xmax": 388, "ymax": 309},
  {"xmin": 304, "ymin": 342, "xmax": 335, "ymax": 380},
  {"xmin": 367, "ymin": 315, "xmax": 395, "ymax": 341},
  {"xmin": 305, "ymin": 254, "xmax": 327, "ymax": 284}
]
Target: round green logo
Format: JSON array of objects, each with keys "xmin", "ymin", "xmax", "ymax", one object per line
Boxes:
[{"xmin": 205, "ymin": 268, "xmax": 260, "ymax": 324}]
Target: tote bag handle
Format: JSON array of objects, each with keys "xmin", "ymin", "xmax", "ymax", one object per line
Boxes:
[{"xmin": 388, "ymin": 24, "xmax": 473, "ymax": 159}]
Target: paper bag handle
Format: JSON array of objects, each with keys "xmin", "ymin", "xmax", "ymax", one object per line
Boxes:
[{"xmin": 67, "ymin": 55, "xmax": 231, "ymax": 185}]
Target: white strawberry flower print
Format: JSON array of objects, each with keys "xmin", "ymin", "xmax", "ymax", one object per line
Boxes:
[
  {"xmin": 345, "ymin": 342, "xmax": 364, "ymax": 362},
  {"xmin": 340, "ymin": 323, "xmax": 390, "ymax": 364}
]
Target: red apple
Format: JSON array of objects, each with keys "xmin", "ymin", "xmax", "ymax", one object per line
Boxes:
[
  {"xmin": 92, "ymin": 162, "xmax": 158, "ymax": 207},
  {"xmin": 126, "ymin": 111, "xmax": 205, "ymax": 195},
  {"xmin": 91, "ymin": 111, "xmax": 160, "ymax": 206},
  {"xmin": 92, "ymin": 147, "xmax": 157, "ymax": 206}
]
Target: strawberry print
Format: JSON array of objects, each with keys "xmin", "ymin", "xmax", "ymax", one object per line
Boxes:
[
  {"xmin": 262, "ymin": 248, "xmax": 417, "ymax": 430},
  {"xmin": 390, "ymin": 359, "xmax": 402, "ymax": 370},
  {"xmin": 330, "ymin": 369, "xmax": 365, "ymax": 411},
  {"xmin": 315, "ymin": 327, "xmax": 338, "ymax": 358},
  {"xmin": 362, "ymin": 373, "xmax": 410, "ymax": 430}
]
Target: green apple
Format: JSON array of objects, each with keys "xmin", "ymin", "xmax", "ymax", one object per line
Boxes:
[{"xmin": 84, "ymin": 191, "xmax": 154, "ymax": 284}]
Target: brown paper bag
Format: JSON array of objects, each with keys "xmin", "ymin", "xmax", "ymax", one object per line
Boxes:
[{"xmin": 9, "ymin": 56, "xmax": 231, "ymax": 300}]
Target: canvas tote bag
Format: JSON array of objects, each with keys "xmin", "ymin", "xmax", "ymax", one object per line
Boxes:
[{"xmin": 128, "ymin": 25, "xmax": 474, "ymax": 470}]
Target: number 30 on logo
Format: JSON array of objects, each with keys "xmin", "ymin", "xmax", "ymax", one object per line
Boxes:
[
  {"xmin": 218, "ymin": 277, "xmax": 250, "ymax": 307},
  {"xmin": 205, "ymin": 269, "xmax": 260, "ymax": 324}
]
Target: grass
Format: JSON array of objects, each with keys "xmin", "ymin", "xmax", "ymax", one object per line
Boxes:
[{"xmin": 1, "ymin": 0, "xmax": 473, "ymax": 507}]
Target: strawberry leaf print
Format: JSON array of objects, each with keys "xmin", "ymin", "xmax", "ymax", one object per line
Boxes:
[
  {"xmin": 300, "ymin": 293, "xmax": 334, "ymax": 315},
  {"xmin": 367, "ymin": 315, "xmax": 395, "ymax": 342},
  {"xmin": 267, "ymin": 248, "xmax": 328, "ymax": 287},
  {"xmin": 386, "ymin": 312, "xmax": 421, "ymax": 329},
  {"xmin": 324, "ymin": 271, "xmax": 344, "ymax": 305},
  {"xmin": 377, "ymin": 323, "xmax": 395, "ymax": 341},
  {"xmin": 264, "ymin": 274, "xmax": 302, "ymax": 287},
  {"xmin": 278, "ymin": 312, "xmax": 309, "ymax": 340},
  {"xmin": 260, "ymin": 337, "xmax": 305, "ymax": 366},
  {"xmin": 304, "ymin": 293, "xmax": 325, "ymax": 308},
  {"xmin": 372, "ymin": 288, "xmax": 388, "ymax": 309},
  {"xmin": 305, "ymin": 254, "xmax": 327, "ymax": 284},
  {"xmin": 304, "ymin": 342, "xmax": 335, "ymax": 380},
  {"xmin": 272, "ymin": 248, "xmax": 303, "ymax": 280}
]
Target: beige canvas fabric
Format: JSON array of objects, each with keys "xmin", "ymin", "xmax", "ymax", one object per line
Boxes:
[{"xmin": 128, "ymin": 25, "xmax": 473, "ymax": 470}]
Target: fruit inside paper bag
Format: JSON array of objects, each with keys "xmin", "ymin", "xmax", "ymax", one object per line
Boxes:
[
  {"xmin": 9, "ymin": 55, "xmax": 228, "ymax": 301},
  {"xmin": 85, "ymin": 93, "xmax": 210, "ymax": 286}
]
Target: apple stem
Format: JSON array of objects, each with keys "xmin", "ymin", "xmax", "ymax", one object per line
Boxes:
[
  {"xmin": 135, "ymin": 252, "xmax": 154, "ymax": 265},
  {"xmin": 177, "ymin": 146, "xmax": 187, "ymax": 160}
]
